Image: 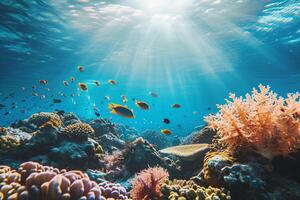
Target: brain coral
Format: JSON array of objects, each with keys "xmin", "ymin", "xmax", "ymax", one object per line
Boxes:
[
  {"xmin": 28, "ymin": 112, "xmax": 62, "ymax": 129},
  {"xmin": 205, "ymin": 84, "xmax": 300, "ymax": 160},
  {"xmin": 160, "ymin": 179, "xmax": 231, "ymax": 200},
  {"xmin": 62, "ymin": 122, "xmax": 95, "ymax": 141},
  {"xmin": 0, "ymin": 161, "xmax": 128, "ymax": 200}
]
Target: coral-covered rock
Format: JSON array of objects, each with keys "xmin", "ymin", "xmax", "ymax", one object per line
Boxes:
[
  {"xmin": 221, "ymin": 163, "xmax": 266, "ymax": 191},
  {"xmin": 61, "ymin": 112, "xmax": 81, "ymax": 126},
  {"xmin": 202, "ymin": 151, "xmax": 235, "ymax": 186},
  {"xmin": 116, "ymin": 124, "xmax": 139, "ymax": 142},
  {"xmin": 205, "ymin": 84, "xmax": 300, "ymax": 160},
  {"xmin": 90, "ymin": 118, "xmax": 118, "ymax": 136},
  {"xmin": 28, "ymin": 112, "xmax": 62, "ymax": 129},
  {"xmin": 97, "ymin": 133, "xmax": 125, "ymax": 153},
  {"xmin": 160, "ymin": 179, "xmax": 231, "ymax": 200},
  {"xmin": 130, "ymin": 167, "xmax": 169, "ymax": 200},
  {"xmin": 182, "ymin": 125, "xmax": 216, "ymax": 145},
  {"xmin": 62, "ymin": 122, "xmax": 94, "ymax": 141},
  {"xmin": 48, "ymin": 139, "xmax": 102, "ymax": 169},
  {"xmin": 0, "ymin": 127, "xmax": 31, "ymax": 155},
  {"xmin": 124, "ymin": 137, "xmax": 172, "ymax": 174}
]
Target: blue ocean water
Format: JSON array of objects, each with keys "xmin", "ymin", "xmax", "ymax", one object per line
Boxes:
[{"xmin": 0, "ymin": 0, "xmax": 300, "ymax": 136}]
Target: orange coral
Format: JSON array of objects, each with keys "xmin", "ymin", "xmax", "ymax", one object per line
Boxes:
[
  {"xmin": 130, "ymin": 167, "xmax": 169, "ymax": 200},
  {"xmin": 205, "ymin": 84, "xmax": 300, "ymax": 160}
]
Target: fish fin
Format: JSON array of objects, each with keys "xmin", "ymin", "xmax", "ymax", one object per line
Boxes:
[
  {"xmin": 108, "ymin": 103, "xmax": 114, "ymax": 110},
  {"xmin": 111, "ymin": 110, "xmax": 117, "ymax": 114}
]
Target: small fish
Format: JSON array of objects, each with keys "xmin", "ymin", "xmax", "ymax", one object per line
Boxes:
[
  {"xmin": 4, "ymin": 111, "xmax": 10, "ymax": 116},
  {"xmin": 78, "ymin": 65, "xmax": 84, "ymax": 72},
  {"xmin": 32, "ymin": 92, "xmax": 38, "ymax": 97},
  {"xmin": 20, "ymin": 86, "xmax": 25, "ymax": 91},
  {"xmin": 193, "ymin": 111, "xmax": 198, "ymax": 115},
  {"xmin": 121, "ymin": 95, "xmax": 127, "ymax": 103},
  {"xmin": 108, "ymin": 103, "xmax": 134, "ymax": 118},
  {"xmin": 94, "ymin": 81, "xmax": 100, "ymax": 86},
  {"xmin": 11, "ymin": 105, "xmax": 16, "ymax": 109},
  {"xmin": 70, "ymin": 93, "xmax": 75, "ymax": 97},
  {"xmin": 39, "ymin": 80, "xmax": 48, "ymax": 85},
  {"xmin": 108, "ymin": 79, "xmax": 117, "ymax": 85},
  {"xmin": 78, "ymin": 82, "xmax": 88, "ymax": 91},
  {"xmin": 11, "ymin": 102, "xmax": 16, "ymax": 106},
  {"xmin": 70, "ymin": 77, "xmax": 75, "ymax": 82},
  {"xmin": 32, "ymin": 85, "xmax": 36, "ymax": 89},
  {"xmin": 149, "ymin": 92, "xmax": 158, "ymax": 98},
  {"xmin": 45, "ymin": 88, "xmax": 50, "ymax": 92},
  {"xmin": 0, "ymin": 104, "xmax": 5, "ymax": 108},
  {"xmin": 171, "ymin": 104, "xmax": 181, "ymax": 108},
  {"xmin": 135, "ymin": 101, "xmax": 150, "ymax": 110},
  {"xmin": 21, "ymin": 99, "xmax": 26, "ymax": 102},
  {"xmin": 105, "ymin": 96, "xmax": 110, "ymax": 101},
  {"xmin": 63, "ymin": 81, "xmax": 69, "ymax": 86},
  {"xmin": 40, "ymin": 95, "xmax": 46, "ymax": 99},
  {"xmin": 53, "ymin": 99, "xmax": 62, "ymax": 103},
  {"xmin": 95, "ymin": 112, "xmax": 100, "ymax": 117},
  {"xmin": 161, "ymin": 129, "xmax": 171, "ymax": 135},
  {"xmin": 162, "ymin": 118, "xmax": 170, "ymax": 124},
  {"xmin": 207, "ymin": 107, "xmax": 212, "ymax": 110}
]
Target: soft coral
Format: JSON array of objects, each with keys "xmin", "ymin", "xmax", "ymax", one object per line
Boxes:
[
  {"xmin": 205, "ymin": 84, "xmax": 300, "ymax": 160},
  {"xmin": 130, "ymin": 167, "xmax": 169, "ymax": 200}
]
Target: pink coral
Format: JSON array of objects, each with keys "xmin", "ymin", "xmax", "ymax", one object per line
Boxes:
[
  {"xmin": 205, "ymin": 84, "xmax": 300, "ymax": 159},
  {"xmin": 130, "ymin": 167, "xmax": 169, "ymax": 200}
]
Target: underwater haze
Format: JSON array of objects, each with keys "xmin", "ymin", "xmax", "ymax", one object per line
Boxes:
[{"xmin": 0, "ymin": 0, "xmax": 300, "ymax": 135}]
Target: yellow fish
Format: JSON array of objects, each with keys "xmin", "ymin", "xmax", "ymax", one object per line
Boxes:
[{"xmin": 108, "ymin": 103, "xmax": 134, "ymax": 118}]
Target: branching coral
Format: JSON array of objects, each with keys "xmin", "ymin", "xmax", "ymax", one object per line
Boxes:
[
  {"xmin": 205, "ymin": 84, "xmax": 300, "ymax": 159},
  {"xmin": 62, "ymin": 122, "xmax": 95, "ymax": 141},
  {"xmin": 160, "ymin": 179, "xmax": 231, "ymax": 200},
  {"xmin": 130, "ymin": 167, "xmax": 169, "ymax": 200}
]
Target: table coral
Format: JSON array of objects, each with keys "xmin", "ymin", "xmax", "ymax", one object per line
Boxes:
[
  {"xmin": 130, "ymin": 167, "xmax": 169, "ymax": 200},
  {"xmin": 205, "ymin": 84, "xmax": 300, "ymax": 160},
  {"xmin": 160, "ymin": 144, "xmax": 209, "ymax": 161},
  {"xmin": 160, "ymin": 179, "xmax": 231, "ymax": 200},
  {"xmin": 62, "ymin": 122, "xmax": 95, "ymax": 141}
]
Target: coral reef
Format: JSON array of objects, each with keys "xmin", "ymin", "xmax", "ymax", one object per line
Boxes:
[
  {"xmin": 61, "ymin": 112, "xmax": 80, "ymax": 126},
  {"xmin": 123, "ymin": 137, "xmax": 174, "ymax": 174},
  {"xmin": 28, "ymin": 112, "xmax": 62, "ymax": 129},
  {"xmin": 182, "ymin": 126, "xmax": 216, "ymax": 145},
  {"xmin": 90, "ymin": 118, "xmax": 118, "ymax": 136},
  {"xmin": 0, "ymin": 161, "xmax": 128, "ymax": 200},
  {"xmin": 62, "ymin": 122, "xmax": 95, "ymax": 141},
  {"xmin": 205, "ymin": 84, "xmax": 300, "ymax": 159},
  {"xmin": 130, "ymin": 167, "xmax": 169, "ymax": 200},
  {"xmin": 160, "ymin": 179, "xmax": 231, "ymax": 200}
]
